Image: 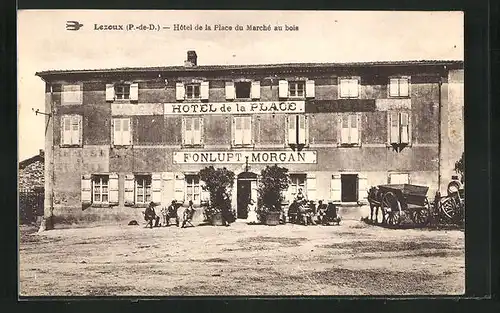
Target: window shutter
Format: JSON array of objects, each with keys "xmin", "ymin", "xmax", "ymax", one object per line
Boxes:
[
  {"xmin": 109, "ymin": 173, "xmax": 119, "ymax": 205},
  {"xmin": 358, "ymin": 174, "xmax": 368, "ymax": 203},
  {"xmin": 124, "ymin": 174, "xmax": 135, "ymax": 206},
  {"xmin": 389, "ymin": 79, "xmax": 398, "ymax": 97},
  {"xmin": 350, "ymin": 114, "xmax": 359, "ymax": 144},
  {"xmin": 225, "ymin": 82, "xmax": 235, "ymax": 100},
  {"xmin": 330, "ymin": 175, "xmax": 341, "ymax": 202},
  {"xmin": 174, "ymin": 173, "xmax": 185, "ymax": 202},
  {"xmin": 151, "ymin": 173, "xmax": 162, "ymax": 204},
  {"xmin": 61, "ymin": 116, "xmax": 70, "ymax": 145},
  {"xmin": 193, "ymin": 117, "xmax": 201, "ymax": 145},
  {"xmin": 251, "ymin": 81, "xmax": 261, "ymax": 99},
  {"xmin": 176, "ymin": 82, "xmax": 185, "ymax": 100},
  {"xmin": 181, "ymin": 117, "xmax": 187, "ymax": 145},
  {"xmin": 288, "ymin": 115, "xmax": 296, "ymax": 144},
  {"xmin": 298, "ymin": 115, "xmax": 306, "ymax": 144},
  {"xmin": 233, "ymin": 117, "xmax": 241, "ymax": 145},
  {"xmin": 106, "ymin": 84, "xmax": 115, "ymax": 101},
  {"xmin": 199, "ymin": 117, "xmax": 205, "ymax": 145},
  {"xmin": 122, "ymin": 118, "xmax": 131, "ymax": 145},
  {"xmin": 304, "ymin": 115, "xmax": 309, "ymax": 145},
  {"xmin": 113, "ymin": 119, "xmax": 121, "ymax": 146},
  {"xmin": 200, "ymin": 81, "xmax": 209, "ymax": 100},
  {"xmin": 399, "ymin": 79, "xmax": 409, "ymax": 97},
  {"xmin": 341, "ymin": 115, "xmax": 350, "ymax": 144},
  {"xmin": 279, "ymin": 80, "xmax": 288, "ymax": 98},
  {"xmin": 306, "ymin": 174, "xmax": 316, "ymax": 202},
  {"xmin": 70, "ymin": 116, "xmax": 80, "ymax": 145},
  {"xmin": 389, "ymin": 112, "xmax": 399, "ymax": 144},
  {"xmin": 306, "ymin": 80, "xmax": 315, "ymax": 98},
  {"xmin": 129, "ymin": 83, "xmax": 139, "ymax": 101},
  {"xmin": 243, "ymin": 116, "xmax": 252, "ymax": 145},
  {"xmin": 81, "ymin": 174, "xmax": 92, "ymax": 205},
  {"xmin": 400, "ymin": 112, "xmax": 410, "ymax": 144}
]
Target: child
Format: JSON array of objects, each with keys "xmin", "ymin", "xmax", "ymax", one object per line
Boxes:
[{"xmin": 246, "ymin": 199, "xmax": 258, "ymax": 224}]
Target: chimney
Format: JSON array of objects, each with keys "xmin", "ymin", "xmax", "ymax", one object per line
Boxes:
[
  {"xmin": 185, "ymin": 50, "xmax": 197, "ymax": 67},
  {"xmin": 39, "ymin": 149, "xmax": 45, "ymax": 157}
]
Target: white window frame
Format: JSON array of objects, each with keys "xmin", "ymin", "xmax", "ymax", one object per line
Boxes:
[
  {"xmin": 289, "ymin": 174, "xmax": 306, "ymax": 200},
  {"xmin": 339, "ymin": 78, "xmax": 360, "ymax": 98},
  {"xmin": 185, "ymin": 83, "xmax": 201, "ymax": 99},
  {"xmin": 388, "ymin": 111, "xmax": 411, "ymax": 145},
  {"xmin": 183, "ymin": 116, "xmax": 203, "ymax": 146},
  {"xmin": 113, "ymin": 118, "xmax": 132, "ymax": 146},
  {"xmin": 233, "ymin": 116, "xmax": 253, "ymax": 146},
  {"xmin": 185, "ymin": 175, "xmax": 201, "ymax": 205},
  {"xmin": 115, "ymin": 84, "xmax": 130, "ymax": 100},
  {"xmin": 287, "ymin": 114, "xmax": 308, "ymax": 145},
  {"xmin": 388, "ymin": 77, "xmax": 410, "ymax": 98},
  {"xmin": 135, "ymin": 175, "xmax": 152, "ymax": 205},
  {"xmin": 288, "ymin": 81, "xmax": 306, "ymax": 98},
  {"xmin": 92, "ymin": 175, "xmax": 109, "ymax": 204},
  {"xmin": 61, "ymin": 114, "xmax": 82, "ymax": 146},
  {"xmin": 339, "ymin": 113, "xmax": 361, "ymax": 146},
  {"xmin": 61, "ymin": 84, "xmax": 82, "ymax": 105}
]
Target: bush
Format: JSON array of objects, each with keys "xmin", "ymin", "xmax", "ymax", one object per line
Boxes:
[
  {"xmin": 199, "ymin": 166, "xmax": 235, "ymax": 221},
  {"xmin": 454, "ymin": 152, "xmax": 464, "ymax": 183},
  {"xmin": 257, "ymin": 165, "xmax": 290, "ymax": 215}
]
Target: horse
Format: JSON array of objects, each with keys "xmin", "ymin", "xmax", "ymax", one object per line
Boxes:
[{"xmin": 367, "ymin": 186, "xmax": 385, "ymax": 224}]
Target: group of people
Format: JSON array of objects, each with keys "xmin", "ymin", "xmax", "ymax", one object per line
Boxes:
[{"xmin": 143, "ymin": 200, "xmax": 195, "ymax": 229}]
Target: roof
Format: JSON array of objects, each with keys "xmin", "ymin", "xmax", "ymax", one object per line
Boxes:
[
  {"xmin": 19, "ymin": 153, "xmax": 44, "ymax": 170},
  {"xmin": 36, "ymin": 60, "xmax": 464, "ymax": 78}
]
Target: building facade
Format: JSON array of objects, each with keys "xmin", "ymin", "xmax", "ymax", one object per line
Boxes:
[{"xmin": 36, "ymin": 51, "xmax": 464, "ymax": 224}]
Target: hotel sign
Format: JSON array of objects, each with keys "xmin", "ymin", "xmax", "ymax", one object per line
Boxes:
[
  {"xmin": 164, "ymin": 101, "xmax": 304, "ymax": 115},
  {"xmin": 173, "ymin": 150, "xmax": 317, "ymax": 164}
]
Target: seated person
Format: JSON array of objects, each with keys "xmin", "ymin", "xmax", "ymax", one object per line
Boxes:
[
  {"xmin": 144, "ymin": 202, "xmax": 160, "ymax": 228},
  {"xmin": 295, "ymin": 188, "xmax": 307, "ymax": 205},
  {"xmin": 166, "ymin": 200, "xmax": 179, "ymax": 226},
  {"xmin": 324, "ymin": 201, "xmax": 341, "ymax": 225},
  {"xmin": 316, "ymin": 200, "xmax": 327, "ymax": 224}
]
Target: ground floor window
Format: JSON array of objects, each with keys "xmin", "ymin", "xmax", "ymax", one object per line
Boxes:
[
  {"xmin": 185, "ymin": 175, "xmax": 201, "ymax": 204},
  {"xmin": 92, "ymin": 175, "xmax": 109, "ymax": 204},
  {"xmin": 289, "ymin": 174, "xmax": 306, "ymax": 200},
  {"xmin": 135, "ymin": 175, "xmax": 152, "ymax": 204}
]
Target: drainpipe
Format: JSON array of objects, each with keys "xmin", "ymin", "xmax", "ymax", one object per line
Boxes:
[
  {"xmin": 40, "ymin": 82, "xmax": 55, "ymax": 231},
  {"xmin": 438, "ymin": 75, "xmax": 443, "ymax": 195}
]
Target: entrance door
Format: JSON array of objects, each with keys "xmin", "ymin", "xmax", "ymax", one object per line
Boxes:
[
  {"xmin": 341, "ymin": 174, "xmax": 358, "ymax": 202},
  {"xmin": 237, "ymin": 180, "xmax": 251, "ymax": 219}
]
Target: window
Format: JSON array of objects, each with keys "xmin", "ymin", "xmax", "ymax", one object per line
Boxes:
[
  {"xmin": 389, "ymin": 78, "xmax": 410, "ymax": 97},
  {"xmin": 289, "ymin": 81, "xmax": 305, "ymax": 98},
  {"xmin": 135, "ymin": 175, "xmax": 152, "ymax": 204},
  {"xmin": 113, "ymin": 118, "xmax": 132, "ymax": 146},
  {"xmin": 185, "ymin": 84, "xmax": 200, "ymax": 99},
  {"xmin": 339, "ymin": 78, "xmax": 359, "ymax": 98},
  {"xmin": 61, "ymin": 115, "xmax": 82, "ymax": 146},
  {"xmin": 340, "ymin": 114, "xmax": 360, "ymax": 145},
  {"xmin": 287, "ymin": 115, "xmax": 308, "ymax": 145},
  {"xmin": 183, "ymin": 117, "xmax": 203, "ymax": 145},
  {"xmin": 92, "ymin": 175, "xmax": 109, "ymax": 204},
  {"xmin": 235, "ymin": 82, "xmax": 251, "ymax": 99},
  {"xmin": 289, "ymin": 174, "xmax": 306, "ymax": 200},
  {"xmin": 388, "ymin": 173, "xmax": 410, "ymax": 184},
  {"xmin": 115, "ymin": 84, "xmax": 130, "ymax": 100},
  {"xmin": 62, "ymin": 84, "xmax": 82, "ymax": 104},
  {"xmin": 388, "ymin": 112, "xmax": 410, "ymax": 144},
  {"xmin": 185, "ymin": 175, "xmax": 201, "ymax": 204},
  {"xmin": 233, "ymin": 116, "xmax": 252, "ymax": 146}
]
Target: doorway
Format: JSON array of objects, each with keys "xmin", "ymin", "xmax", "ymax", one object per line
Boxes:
[
  {"xmin": 341, "ymin": 174, "xmax": 358, "ymax": 202},
  {"xmin": 237, "ymin": 172, "xmax": 258, "ymax": 219}
]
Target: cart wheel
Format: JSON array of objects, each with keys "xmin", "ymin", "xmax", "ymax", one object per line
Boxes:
[
  {"xmin": 382, "ymin": 192, "xmax": 402, "ymax": 226},
  {"xmin": 439, "ymin": 196, "xmax": 459, "ymax": 221},
  {"xmin": 411, "ymin": 208, "xmax": 430, "ymax": 226}
]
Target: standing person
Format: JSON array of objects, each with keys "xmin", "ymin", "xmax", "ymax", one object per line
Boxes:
[
  {"xmin": 246, "ymin": 199, "xmax": 258, "ymax": 225},
  {"xmin": 160, "ymin": 206, "xmax": 168, "ymax": 227},
  {"xmin": 181, "ymin": 200, "xmax": 196, "ymax": 228},
  {"xmin": 295, "ymin": 188, "xmax": 306, "ymax": 205}
]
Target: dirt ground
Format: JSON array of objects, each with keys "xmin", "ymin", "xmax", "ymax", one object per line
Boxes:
[{"xmin": 19, "ymin": 219, "xmax": 464, "ymax": 296}]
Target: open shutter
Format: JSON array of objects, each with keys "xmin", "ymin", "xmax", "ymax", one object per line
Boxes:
[
  {"xmin": 251, "ymin": 81, "xmax": 261, "ymax": 99},
  {"xmin": 331, "ymin": 175, "xmax": 341, "ymax": 202},
  {"xmin": 129, "ymin": 83, "xmax": 139, "ymax": 101},
  {"xmin": 176, "ymin": 82, "xmax": 185, "ymax": 100},
  {"xmin": 122, "ymin": 118, "xmax": 131, "ymax": 145},
  {"xmin": 81, "ymin": 174, "xmax": 92, "ymax": 205},
  {"xmin": 341, "ymin": 115, "xmax": 350, "ymax": 144},
  {"xmin": 400, "ymin": 112, "xmax": 410, "ymax": 144},
  {"xmin": 77, "ymin": 115, "xmax": 83, "ymax": 145},
  {"xmin": 62, "ymin": 116, "xmax": 71, "ymax": 145},
  {"xmin": 193, "ymin": 117, "xmax": 201, "ymax": 145},
  {"xmin": 358, "ymin": 174, "xmax": 368, "ymax": 203},
  {"xmin": 288, "ymin": 115, "xmax": 296, "ymax": 144},
  {"xmin": 151, "ymin": 173, "xmax": 162, "ymax": 204},
  {"xmin": 124, "ymin": 174, "xmax": 135, "ymax": 206},
  {"xmin": 306, "ymin": 174, "xmax": 316, "ymax": 202},
  {"xmin": 279, "ymin": 80, "xmax": 289, "ymax": 98},
  {"xmin": 298, "ymin": 115, "xmax": 306, "ymax": 144},
  {"xmin": 233, "ymin": 117, "xmax": 242, "ymax": 145},
  {"xmin": 182, "ymin": 117, "xmax": 188, "ymax": 145},
  {"xmin": 199, "ymin": 117, "xmax": 205, "ymax": 145},
  {"xmin": 174, "ymin": 173, "xmax": 185, "ymax": 202},
  {"xmin": 389, "ymin": 112, "xmax": 399, "ymax": 144},
  {"xmin": 200, "ymin": 81, "xmax": 209, "ymax": 100},
  {"xmin": 243, "ymin": 116, "xmax": 252, "ymax": 145},
  {"xmin": 225, "ymin": 82, "xmax": 235, "ymax": 100},
  {"xmin": 350, "ymin": 114, "xmax": 359, "ymax": 144},
  {"xmin": 109, "ymin": 173, "xmax": 119, "ymax": 205},
  {"xmin": 106, "ymin": 84, "xmax": 115, "ymax": 101},
  {"xmin": 113, "ymin": 119, "xmax": 121, "ymax": 146},
  {"xmin": 306, "ymin": 80, "xmax": 315, "ymax": 98}
]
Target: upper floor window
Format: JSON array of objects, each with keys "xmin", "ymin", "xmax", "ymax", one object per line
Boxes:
[
  {"xmin": 279, "ymin": 80, "xmax": 315, "ymax": 99},
  {"xmin": 235, "ymin": 82, "xmax": 251, "ymax": 99},
  {"xmin": 233, "ymin": 116, "xmax": 252, "ymax": 146},
  {"xmin": 61, "ymin": 84, "xmax": 82, "ymax": 105},
  {"xmin": 61, "ymin": 115, "xmax": 82, "ymax": 146},
  {"xmin": 339, "ymin": 78, "xmax": 359, "ymax": 98},
  {"xmin": 106, "ymin": 83, "xmax": 138, "ymax": 102},
  {"xmin": 289, "ymin": 81, "xmax": 305, "ymax": 98},
  {"xmin": 185, "ymin": 84, "xmax": 201, "ymax": 99},
  {"xmin": 226, "ymin": 81, "xmax": 260, "ymax": 100},
  {"xmin": 340, "ymin": 114, "xmax": 360, "ymax": 145},
  {"xmin": 113, "ymin": 118, "xmax": 132, "ymax": 146},
  {"xmin": 182, "ymin": 117, "xmax": 204, "ymax": 146},
  {"xmin": 388, "ymin": 111, "xmax": 411, "ymax": 145},
  {"xmin": 287, "ymin": 115, "xmax": 308, "ymax": 145},
  {"xmin": 389, "ymin": 77, "xmax": 410, "ymax": 97},
  {"xmin": 176, "ymin": 82, "xmax": 209, "ymax": 100}
]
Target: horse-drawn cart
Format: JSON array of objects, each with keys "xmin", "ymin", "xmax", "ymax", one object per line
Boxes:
[{"xmin": 372, "ymin": 184, "xmax": 431, "ymax": 226}]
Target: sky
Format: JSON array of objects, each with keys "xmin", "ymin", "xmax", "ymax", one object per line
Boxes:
[{"xmin": 17, "ymin": 10, "xmax": 464, "ymax": 161}]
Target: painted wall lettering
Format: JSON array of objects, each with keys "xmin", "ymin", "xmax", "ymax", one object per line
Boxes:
[{"xmin": 173, "ymin": 150, "xmax": 317, "ymax": 164}]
